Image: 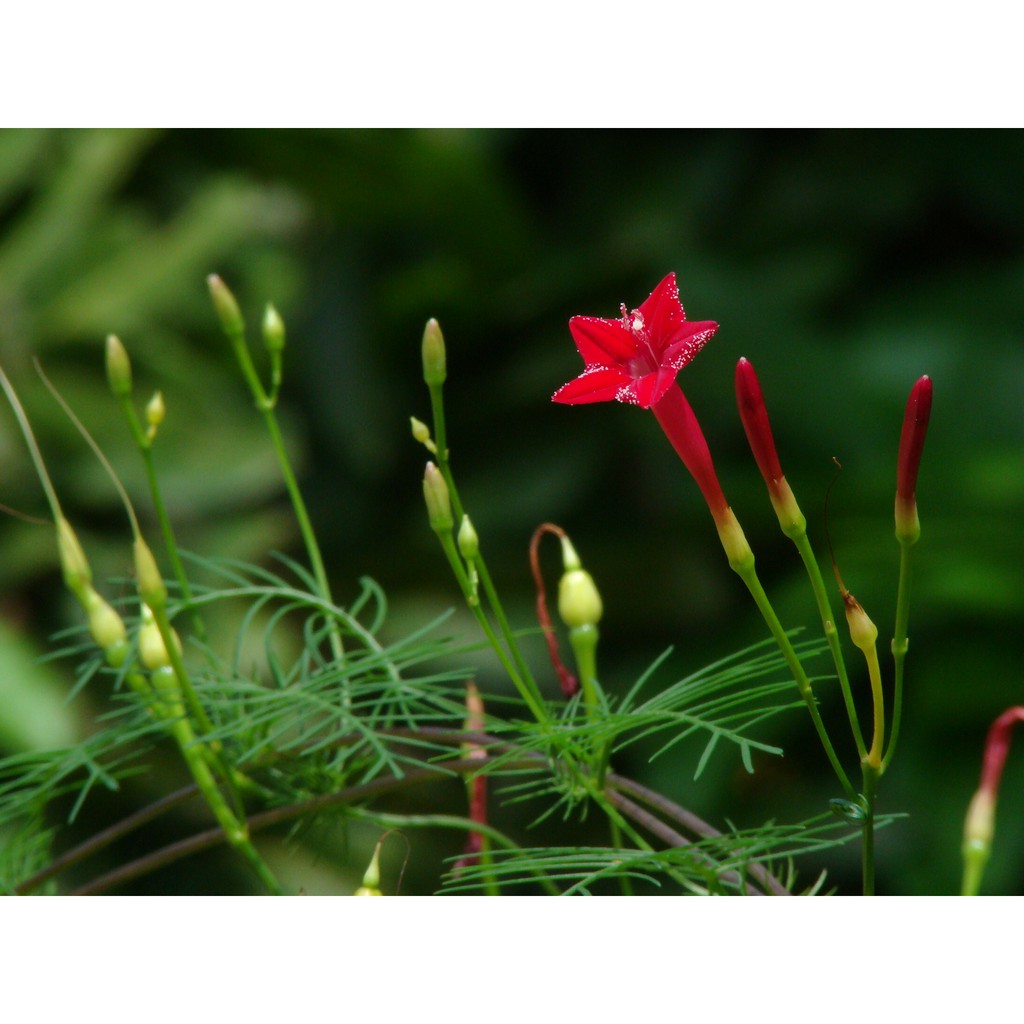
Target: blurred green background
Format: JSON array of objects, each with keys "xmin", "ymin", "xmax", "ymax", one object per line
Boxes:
[{"xmin": 1, "ymin": 128, "xmax": 1022, "ymax": 894}]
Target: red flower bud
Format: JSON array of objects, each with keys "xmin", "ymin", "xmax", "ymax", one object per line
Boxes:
[
  {"xmin": 895, "ymin": 375, "xmax": 933, "ymax": 544},
  {"xmin": 735, "ymin": 357, "xmax": 783, "ymax": 488},
  {"xmin": 734, "ymin": 358, "xmax": 804, "ymax": 536}
]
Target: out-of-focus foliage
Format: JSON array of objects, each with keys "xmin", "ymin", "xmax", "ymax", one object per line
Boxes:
[{"xmin": 2, "ymin": 129, "xmax": 1022, "ymax": 894}]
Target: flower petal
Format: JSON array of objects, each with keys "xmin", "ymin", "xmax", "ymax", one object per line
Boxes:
[
  {"xmin": 569, "ymin": 315, "xmax": 638, "ymax": 366},
  {"xmin": 552, "ymin": 366, "xmax": 632, "ymax": 405},
  {"xmin": 631, "ymin": 365, "xmax": 681, "ymax": 408},
  {"xmin": 661, "ymin": 320, "xmax": 719, "ymax": 371},
  {"xmin": 636, "ymin": 273, "xmax": 687, "ymax": 357}
]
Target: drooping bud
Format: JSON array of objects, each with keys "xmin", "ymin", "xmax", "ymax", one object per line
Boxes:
[
  {"xmin": 145, "ymin": 390, "xmax": 165, "ymax": 442},
  {"xmin": 421, "ymin": 318, "xmax": 447, "ymax": 387},
  {"xmin": 207, "ymin": 274, "xmax": 245, "ymax": 337},
  {"xmin": 735, "ymin": 357, "xmax": 805, "ymax": 536},
  {"xmin": 262, "ymin": 303, "xmax": 286, "ymax": 353},
  {"xmin": 133, "ymin": 536, "xmax": 167, "ymax": 609},
  {"xmin": 105, "ymin": 335, "xmax": 133, "ymax": 397},
  {"xmin": 422, "ymin": 462, "xmax": 453, "ymax": 534},
  {"xmin": 895, "ymin": 375, "xmax": 933, "ymax": 545},
  {"xmin": 56, "ymin": 516, "xmax": 92, "ymax": 596},
  {"xmin": 557, "ymin": 535, "xmax": 603, "ymax": 629},
  {"xmin": 457, "ymin": 514, "xmax": 479, "ymax": 560},
  {"xmin": 842, "ymin": 591, "xmax": 878, "ymax": 653}
]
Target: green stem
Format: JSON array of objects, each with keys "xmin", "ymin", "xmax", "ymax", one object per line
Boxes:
[
  {"xmin": 791, "ymin": 529, "xmax": 866, "ymax": 759},
  {"xmin": 427, "ymin": 380, "xmax": 542, "ymax": 702},
  {"xmin": 148, "ymin": 602, "xmax": 217, "ymax": 740},
  {"xmin": 608, "ymin": 818, "xmax": 636, "ymax": 895},
  {"xmin": 736, "ymin": 561, "xmax": 856, "ymax": 800},
  {"xmin": 438, "ymin": 533, "xmax": 548, "ymax": 723},
  {"xmin": 116, "ymin": 395, "xmax": 206, "ymax": 641},
  {"xmin": 861, "ymin": 762, "xmax": 879, "ymax": 895},
  {"xmin": 883, "ymin": 540, "xmax": 914, "ymax": 772},
  {"xmin": 222, "ymin": 319, "xmax": 345, "ymax": 669},
  {"xmin": 168, "ymin": 711, "xmax": 283, "ymax": 895}
]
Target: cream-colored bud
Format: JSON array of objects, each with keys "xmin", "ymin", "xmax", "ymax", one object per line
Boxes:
[
  {"xmin": 558, "ymin": 569, "xmax": 603, "ymax": 629},
  {"xmin": 262, "ymin": 303, "xmax": 286, "ymax": 353},
  {"xmin": 207, "ymin": 274, "xmax": 245, "ymax": 336},
  {"xmin": 133, "ymin": 537, "xmax": 167, "ymax": 609},
  {"xmin": 843, "ymin": 593, "xmax": 878, "ymax": 653},
  {"xmin": 146, "ymin": 390, "xmax": 165, "ymax": 429},
  {"xmin": 457, "ymin": 515, "xmax": 479, "ymax": 560},
  {"xmin": 105, "ymin": 335, "xmax": 133, "ymax": 397},
  {"xmin": 83, "ymin": 587, "xmax": 128, "ymax": 653},
  {"xmin": 421, "ymin": 319, "xmax": 447, "ymax": 386},
  {"xmin": 423, "ymin": 462, "xmax": 454, "ymax": 534},
  {"xmin": 57, "ymin": 517, "xmax": 92, "ymax": 595},
  {"xmin": 138, "ymin": 605, "xmax": 182, "ymax": 671}
]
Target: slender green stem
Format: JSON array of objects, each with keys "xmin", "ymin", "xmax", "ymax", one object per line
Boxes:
[
  {"xmin": 883, "ymin": 540, "xmax": 914, "ymax": 772},
  {"xmin": 861, "ymin": 762, "xmax": 879, "ymax": 895},
  {"xmin": 116, "ymin": 395, "xmax": 205, "ymax": 641},
  {"xmin": 608, "ymin": 818, "xmax": 636, "ymax": 895},
  {"xmin": 791, "ymin": 530, "xmax": 866, "ymax": 758},
  {"xmin": 221, "ymin": 318, "xmax": 345, "ymax": 668},
  {"xmin": 862, "ymin": 642, "xmax": 885, "ymax": 771},
  {"xmin": 736, "ymin": 562, "xmax": 856, "ymax": 799},
  {"xmin": 167, "ymin": 712, "xmax": 283, "ymax": 895},
  {"xmin": 148, "ymin": 602, "xmax": 216, "ymax": 740},
  {"xmin": 427, "ymin": 380, "xmax": 543, "ymax": 702},
  {"xmin": 438, "ymin": 532, "xmax": 548, "ymax": 723}
]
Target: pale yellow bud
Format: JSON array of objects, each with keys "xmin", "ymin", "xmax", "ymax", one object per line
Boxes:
[
  {"xmin": 57, "ymin": 517, "xmax": 92, "ymax": 595},
  {"xmin": 145, "ymin": 390, "xmax": 165, "ymax": 441},
  {"xmin": 105, "ymin": 335, "xmax": 133, "ymax": 397},
  {"xmin": 133, "ymin": 537, "xmax": 166, "ymax": 609}
]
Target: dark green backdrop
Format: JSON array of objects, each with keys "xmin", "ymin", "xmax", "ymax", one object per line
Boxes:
[{"xmin": 2, "ymin": 129, "xmax": 1021, "ymax": 893}]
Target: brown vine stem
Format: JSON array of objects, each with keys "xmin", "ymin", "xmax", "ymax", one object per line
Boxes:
[
  {"xmin": 606, "ymin": 772, "xmax": 791, "ymax": 896},
  {"xmin": 14, "ymin": 784, "xmax": 201, "ymax": 895},
  {"xmin": 30, "ymin": 729, "xmax": 790, "ymax": 896}
]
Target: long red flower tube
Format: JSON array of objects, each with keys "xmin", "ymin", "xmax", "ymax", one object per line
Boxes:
[
  {"xmin": 895, "ymin": 375, "xmax": 933, "ymax": 545},
  {"xmin": 554, "ymin": 273, "xmax": 750, "ymax": 568}
]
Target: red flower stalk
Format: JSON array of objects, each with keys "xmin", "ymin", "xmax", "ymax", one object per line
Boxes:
[
  {"xmin": 895, "ymin": 375, "xmax": 933, "ymax": 544},
  {"xmin": 454, "ymin": 681, "xmax": 489, "ymax": 875},
  {"xmin": 529, "ymin": 523, "xmax": 579, "ymax": 698},
  {"xmin": 734, "ymin": 357, "xmax": 805, "ymax": 535},
  {"xmin": 554, "ymin": 274, "xmax": 751, "ymax": 568}
]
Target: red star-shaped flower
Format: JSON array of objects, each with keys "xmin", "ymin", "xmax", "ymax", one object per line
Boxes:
[{"xmin": 552, "ymin": 273, "xmax": 718, "ymax": 408}]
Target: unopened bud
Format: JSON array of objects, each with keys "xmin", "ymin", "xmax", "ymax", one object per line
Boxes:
[
  {"xmin": 842, "ymin": 592, "xmax": 878, "ymax": 653},
  {"xmin": 715, "ymin": 508, "xmax": 755, "ymax": 574},
  {"xmin": 138, "ymin": 604, "xmax": 182, "ymax": 671},
  {"xmin": 105, "ymin": 335, "xmax": 133, "ymax": 397},
  {"xmin": 262, "ymin": 303, "xmax": 286, "ymax": 353},
  {"xmin": 421, "ymin": 318, "xmax": 447, "ymax": 387},
  {"xmin": 133, "ymin": 537, "xmax": 167, "ymax": 609},
  {"xmin": 895, "ymin": 375, "xmax": 933, "ymax": 545},
  {"xmin": 410, "ymin": 416, "xmax": 437, "ymax": 453},
  {"xmin": 557, "ymin": 537, "xmax": 603, "ymax": 629},
  {"xmin": 457, "ymin": 515, "xmax": 479, "ymax": 560},
  {"xmin": 207, "ymin": 274, "xmax": 245, "ymax": 337},
  {"xmin": 145, "ymin": 390, "xmax": 165, "ymax": 441},
  {"xmin": 423, "ymin": 462, "xmax": 453, "ymax": 534},
  {"xmin": 83, "ymin": 587, "xmax": 128, "ymax": 655},
  {"xmin": 57, "ymin": 517, "xmax": 92, "ymax": 595},
  {"xmin": 354, "ymin": 840, "xmax": 383, "ymax": 896}
]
